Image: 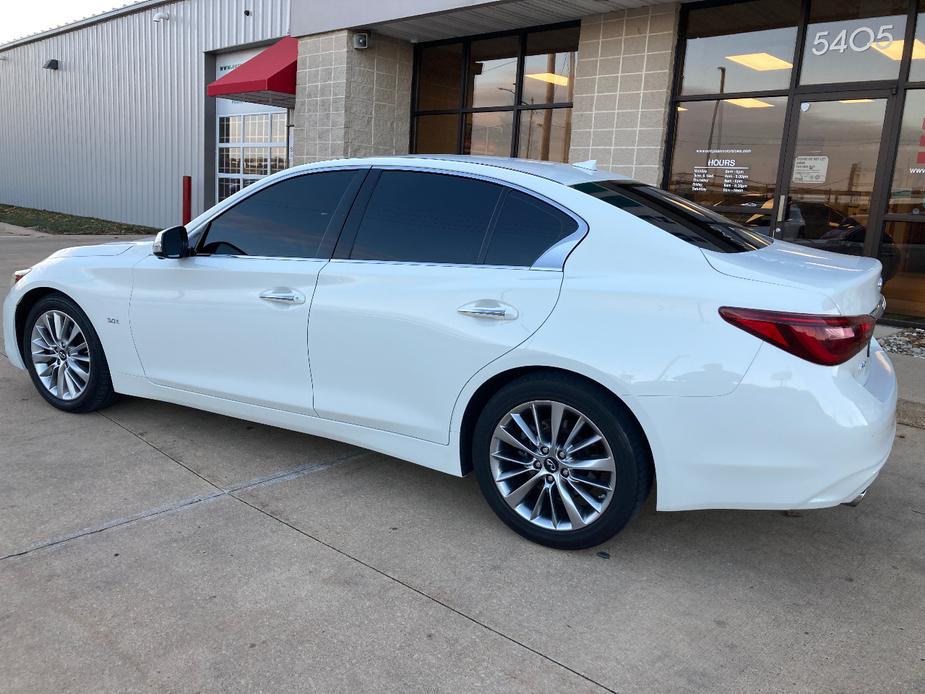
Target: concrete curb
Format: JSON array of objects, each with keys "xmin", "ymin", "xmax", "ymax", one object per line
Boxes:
[{"xmin": 898, "ymin": 398, "xmax": 925, "ymax": 429}]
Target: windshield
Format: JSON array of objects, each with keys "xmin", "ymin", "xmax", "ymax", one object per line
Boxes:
[{"xmin": 571, "ymin": 181, "xmax": 772, "ymax": 253}]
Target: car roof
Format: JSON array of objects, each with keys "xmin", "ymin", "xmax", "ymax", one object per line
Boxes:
[{"xmin": 301, "ymin": 154, "xmax": 633, "ymax": 187}]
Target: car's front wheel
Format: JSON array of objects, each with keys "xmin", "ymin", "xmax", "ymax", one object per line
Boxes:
[
  {"xmin": 472, "ymin": 373, "xmax": 652, "ymax": 549},
  {"xmin": 22, "ymin": 294, "xmax": 116, "ymax": 413}
]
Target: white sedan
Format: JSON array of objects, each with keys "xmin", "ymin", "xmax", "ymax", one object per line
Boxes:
[{"xmin": 3, "ymin": 156, "xmax": 897, "ymax": 548}]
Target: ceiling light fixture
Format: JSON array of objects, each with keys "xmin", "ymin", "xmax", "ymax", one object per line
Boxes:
[
  {"xmin": 838, "ymin": 98, "xmax": 875, "ymax": 104},
  {"xmin": 726, "ymin": 97, "xmax": 774, "ymax": 108},
  {"xmin": 725, "ymin": 52, "xmax": 793, "ymax": 71},
  {"xmin": 871, "ymin": 38, "xmax": 925, "ymax": 61},
  {"xmin": 525, "ymin": 72, "xmax": 569, "ymax": 86}
]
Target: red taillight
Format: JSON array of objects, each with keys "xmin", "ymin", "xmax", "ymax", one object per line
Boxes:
[{"xmin": 719, "ymin": 307, "xmax": 875, "ymax": 366}]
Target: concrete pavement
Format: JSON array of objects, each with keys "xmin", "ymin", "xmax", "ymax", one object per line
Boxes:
[{"xmin": 1, "ymin": 233, "xmax": 923, "ymax": 693}]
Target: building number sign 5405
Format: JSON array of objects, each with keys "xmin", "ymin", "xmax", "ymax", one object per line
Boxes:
[{"xmin": 812, "ymin": 24, "xmax": 894, "ymax": 55}]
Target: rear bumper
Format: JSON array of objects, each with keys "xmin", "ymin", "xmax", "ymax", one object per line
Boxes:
[{"xmin": 644, "ymin": 339, "xmax": 897, "ymax": 511}]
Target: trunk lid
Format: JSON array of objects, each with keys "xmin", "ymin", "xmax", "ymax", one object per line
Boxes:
[{"xmin": 702, "ymin": 240, "xmax": 883, "ymax": 315}]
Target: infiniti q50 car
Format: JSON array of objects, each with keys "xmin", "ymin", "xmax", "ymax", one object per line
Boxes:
[{"xmin": 3, "ymin": 156, "xmax": 897, "ymax": 549}]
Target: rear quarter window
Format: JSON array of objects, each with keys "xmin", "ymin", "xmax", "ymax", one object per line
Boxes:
[{"xmin": 571, "ymin": 181, "xmax": 772, "ymax": 253}]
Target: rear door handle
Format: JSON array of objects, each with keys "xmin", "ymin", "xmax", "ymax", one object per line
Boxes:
[
  {"xmin": 259, "ymin": 288, "xmax": 305, "ymax": 305},
  {"xmin": 457, "ymin": 300, "xmax": 518, "ymax": 321}
]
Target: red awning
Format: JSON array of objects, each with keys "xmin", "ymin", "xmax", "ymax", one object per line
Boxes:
[{"xmin": 207, "ymin": 36, "xmax": 297, "ymax": 108}]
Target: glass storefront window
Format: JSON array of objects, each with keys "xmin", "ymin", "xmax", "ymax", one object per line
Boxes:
[
  {"xmin": 681, "ymin": 0, "xmax": 800, "ymax": 95},
  {"xmin": 800, "ymin": 0, "xmax": 908, "ymax": 85},
  {"xmin": 218, "ymin": 147, "xmax": 241, "ymax": 175},
  {"xmin": 668, "ymin": 97, "xmax": 788, "ymax": 230},
  {"xmin": 465, "ymin": 111, "xmax": 514, "ymax": 156},
  {"xmin": 219, "ymin": 116, "xmax": 241, "ymax": 144},
  {"xmin": 243, "ymin": 114, "xmax": 270, "ymax": 143},
  {"xmin": 271, "ymin": 113, "xmax": 287, "ymax": 143},
  {"xmin": 889, "ymin": 90, "xmax": 925, "ymax": 214},
  {"xmin": 880, "ymin": 220, "xmax": 925, "ymax": 314},
  {"xmin": 412, "ymin": 25, "xmax": 578, "ymax": 161},
  {"xmin": 414, "ymin": 114, "xmax": 459, "ymax": 153},
  {"xmin": 784, "ymin": 98, "xmax": 887, "ymax": 245},
  {"xmin": 522, "ymin": 27, "xmax": 578, "ymax": 105},
  {"xmin": 217, "ymin": 111, "xmax": 287, "ymax": 201},
  {"xmin": 417, "ymin": 43, "xmax": 464, "ymax": 110},
  {"xmin": 518, "ymin": 108, "xmax": 572, "ymax": 162},
  {"xmin": 906, "ymin": 12, "xmax": 925, "ymax": 80},
  {"xmin": 467, "ymin": 35, "xmax": 520, "ymax": 108}
]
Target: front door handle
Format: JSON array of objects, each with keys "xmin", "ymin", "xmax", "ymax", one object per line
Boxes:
[
  {"xmin": 259, "ymin": 288, "xmax": 305, "ymax": 305},
  {"xmin": 457, "ymin": 300, "xmax": 518, "ymax": 321}
]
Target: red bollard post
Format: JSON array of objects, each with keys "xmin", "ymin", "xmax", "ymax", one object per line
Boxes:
[{"xmin": 181, "ymin": 175, "xmax": 192, "ymax": 225}]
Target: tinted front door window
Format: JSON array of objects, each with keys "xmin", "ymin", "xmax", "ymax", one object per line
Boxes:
[
  {"xmin": 349, "ymin": 171, "xmax": 502, "ymax": 264},
  {"xmin": 199, "ymin": 170, "xmax": 360, "ymax": 257}
]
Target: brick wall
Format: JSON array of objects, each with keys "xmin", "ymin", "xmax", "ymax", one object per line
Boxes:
[
  {"xmin": 568, "ymin": 4, "xmax": 679, "ymax": 184},
  {"xmin": 292, "ymin": 31, "xmax": 413, "ymax": 164}
]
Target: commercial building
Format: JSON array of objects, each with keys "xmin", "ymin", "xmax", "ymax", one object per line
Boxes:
[{"xmin": 1, "ymin": 0, "xmax": 924, "ymax": 319}]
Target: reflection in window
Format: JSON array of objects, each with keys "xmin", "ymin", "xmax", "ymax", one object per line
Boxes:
[
  {"xmin": 880, "ymin": 221, "xmax": 925, "ymax": 315},
  {"xmin": 467, "ymin": 35, "xmax": 520, "ymax": 108},
  {"xmin": 522, "ymin": 27, "xmax": 578, "ymax": 105},
  {"xmin": 800, "ymin": 0, "xmax": 907, "ymax": 85},
  {"xmin": 466, "ymin": 111, "xmax": 514, "ymax": 156},
  {"xmin": 219, "ymin": 116, "xmax": 241, "ymax": 144},
  {"xmin": 785, "ymin": 98, "xmax": 887, "ymax": 243},
  {"xmin": 243, "ymin": 147, "xmax": 270, "ymax": 176},
  {"xmin": 907, "ymin": 12, "xmax": 925, "ymax": 80},
  {"xmin": 271, "ymin": 113, "xmax": 287, "ymax": 143},
  {"xmin": 412, "ymin": 25, "xmax": 578, "ymax": 161},
  {"xmin": 518, "ymin": 108, "xmax": 572, "ymax": 162},
  {"xmin": 414, "ymin": 114, "xmax": 459, "ymax": 153},
  {"xmin": 218, "ymin": 177, "xmax": 241, "ymax": 201},
  {"xmin": 270, "ymin": 147, "xmax": 287, "ymax": 174},
  {"xmin": 218, "ymin": 148, "xmax": 241, "ymax": 175},
  {"xmin": 681, "ymin": 0, "xmax": 799, "ymax": 95},
  {"xmin": 889, "ymin": 90, "xmax": 925, "ymax": 215},
  {"xmin": 244, "ymin": 114, "xmax": 270, "ymax": 143},
  {"xmin": 417, "ymin": 43, "xmax": 464, "ymax": 110},
  {"xmin": 668, "ymin": 97, "xmax": 788, "ymax": 231}
]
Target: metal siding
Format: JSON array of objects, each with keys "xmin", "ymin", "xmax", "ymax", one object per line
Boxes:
[{"xmin": 0, "ymin": 0, "xmax": 290, "ymax": 228}]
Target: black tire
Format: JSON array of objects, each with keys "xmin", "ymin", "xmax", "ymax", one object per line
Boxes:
[
  {"xmin": 472, "ymin": 372, "xmax": 652, "ymax": 550},
  {"xmin": 22, "ymin": 293, "xmax": 117, "ymax": 413}
]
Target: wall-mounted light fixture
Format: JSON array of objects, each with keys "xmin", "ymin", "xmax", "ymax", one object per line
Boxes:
[
  {"xmin": 153, "ymin": 11, "xmax": 169, "ymax": 22},
  {"xmin": 43, "ymin": 59, "xmax": 59, "ymax": 70},
  {"xmin": 353, "ymin": 32, "xmax": 369, "ymax": 50}
]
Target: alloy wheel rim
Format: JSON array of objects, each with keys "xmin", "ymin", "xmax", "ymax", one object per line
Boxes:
[
  {"xmin": 490, "ymin": 400, "xmax": 616, "ymax": 531},
  {"xmin": 30, "ymin": 310, "xmax": 91, "ymax": 401}
]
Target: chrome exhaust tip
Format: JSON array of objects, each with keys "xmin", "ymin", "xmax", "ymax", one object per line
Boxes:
[{"xmin": 842, "ymin": 488, "xmax": 869, "ymax": 507}]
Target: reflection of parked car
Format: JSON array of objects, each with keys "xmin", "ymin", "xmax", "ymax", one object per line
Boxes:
[
  {"xmin": 709, "ymin": 197, "xmax": 900, "ymax": 281},
  {"xmin": 812, "ymin": 220, "xmax": 900, "ymax": 282}
]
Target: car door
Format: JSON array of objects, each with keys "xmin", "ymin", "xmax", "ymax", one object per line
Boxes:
[
  {"xmin": 130, "ymin": 168, "xmax": 366, "ymax": 413},
  {"xmin": 308, "ymin": 168, "xmax": 583, "ymax": 444}
]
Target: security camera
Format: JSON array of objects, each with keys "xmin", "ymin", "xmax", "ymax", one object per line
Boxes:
[{"xmin": 153, "ymin": 11, "xmax": 169, "ymax": 22}]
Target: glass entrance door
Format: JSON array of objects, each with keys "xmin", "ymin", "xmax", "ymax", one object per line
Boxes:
[{"xmin": 775, "ymin": 95, "xmax": 892, "ymax": 258}]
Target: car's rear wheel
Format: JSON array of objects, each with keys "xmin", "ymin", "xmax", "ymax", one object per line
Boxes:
[
  {"xmin": 22, "ymin": 294, "xmax": 116, "ymax": 413},
  {"xmin": 472, "ymin": 373, "xmax": 652, "ymax": 549}
]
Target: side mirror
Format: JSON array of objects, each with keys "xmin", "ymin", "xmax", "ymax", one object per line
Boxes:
[{"xmin": 153, "ymin": 225, "xmax": 190, "ymax": 259}]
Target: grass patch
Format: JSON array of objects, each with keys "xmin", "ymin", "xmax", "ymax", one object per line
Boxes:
[{"xmin": 0, "ymin": 204, "xmax": 157, "ymax": 235}]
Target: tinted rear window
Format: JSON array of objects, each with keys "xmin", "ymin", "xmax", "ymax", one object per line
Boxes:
[{"xmin": 571, "ymin": 181, "xmax": 772, "ymax": 253}]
